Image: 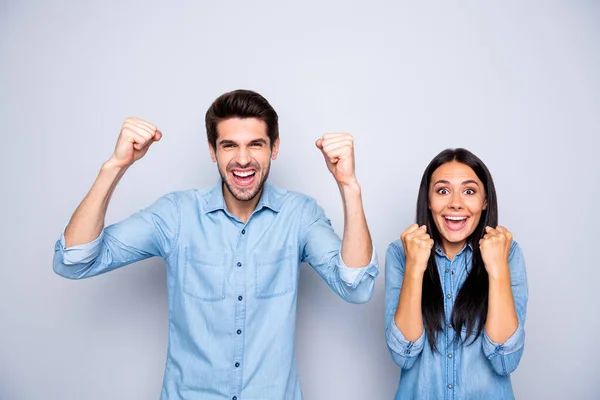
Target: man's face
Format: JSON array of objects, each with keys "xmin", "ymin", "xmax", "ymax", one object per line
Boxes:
[{"xmin": 209, "ymin": 117, "xmax": 279, "ymax": 203}]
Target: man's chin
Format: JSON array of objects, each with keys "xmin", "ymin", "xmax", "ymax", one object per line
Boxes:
[
  {"xmin": 233, "ymin": 192, "xmax": 259, "ymax": 202},
  {"xmin": 225, "ymin": 182, "xmax": 262, "ymax": 202}
]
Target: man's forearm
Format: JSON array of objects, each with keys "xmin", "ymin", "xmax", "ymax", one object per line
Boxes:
[
  {"xmin": 64, "ymin": 161, "xmax": 128, "ymax": 247},
  {"xmin": 339, "ymin": 182, "xmax": 372, "ymax": 268}
]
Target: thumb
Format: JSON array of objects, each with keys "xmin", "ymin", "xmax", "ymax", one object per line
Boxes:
[
  {"xmin": 315, "ymin": 138, "xmax": 323, "ymax": 150},
  {"xmin": 153, "ymin": 129, "xmax": 163, "ymax": 142}
]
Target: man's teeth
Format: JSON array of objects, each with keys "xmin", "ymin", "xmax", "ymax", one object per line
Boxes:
[
  {"xmin": 445, "ymin": 216, "xmax": 467, "ymax": 221},
  {"xmin": 233, "ymin": 171, "xmax": 255, "ymax": 177}
]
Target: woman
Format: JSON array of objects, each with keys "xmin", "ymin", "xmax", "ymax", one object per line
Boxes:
[{"xmin": 385, "ymin": 148, "xmax": 528, "ymax": 399}]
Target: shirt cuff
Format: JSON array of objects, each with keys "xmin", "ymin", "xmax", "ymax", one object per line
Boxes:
[
  {"xmin": 56, "ymin": 229, "xmax": 105, "ymax": 265},
  {"xmin": 482, "ymin": 325, "xmax": 525, "ymax": 358},
  {"xmin": 337, "ymin": 246, "xmax": 379, "ymax": 287},
  {"xmin": 386, "ymin": 319, "xmax": 425, "ymax": 358}
]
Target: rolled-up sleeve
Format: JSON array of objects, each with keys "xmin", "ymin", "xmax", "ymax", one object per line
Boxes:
[
  {"xmin": 482, "ymin": 241, "xmax": 528, "ymax": 375},
  {"xmin": 56, "ymin": 229, "xmax": 105, "ymax": 266},
  {"xmin": 300, "ymin": 198, "xmax": 379, "ymax": 304},
  {"xmin": 385, "ymin": 241, "xmax": 425, "ymax": 369},
  {"xmin": 53, "ymin": 193, "xmax": 181, "ymax": 279},
  {"xmin": 337, "ymin": 247, "xmax": 378, "ymax": 287}
]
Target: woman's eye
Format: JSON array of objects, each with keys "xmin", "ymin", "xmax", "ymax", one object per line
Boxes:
[
  {"xmin": 464, "ymin": 188, "xmax": 476, "ymax": 195},
  {"xmin": 437, "ymin": 188, "xmax": 449, "ymax": 195}
]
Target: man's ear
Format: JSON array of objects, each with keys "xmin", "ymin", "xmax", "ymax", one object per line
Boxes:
[
  {"xmin": 208, "ymin": 141, "xmax": 217, "ymax": 162},
  {"xmin": 271, "ymin": 137, "xmax": 280, "ymax": 160}
]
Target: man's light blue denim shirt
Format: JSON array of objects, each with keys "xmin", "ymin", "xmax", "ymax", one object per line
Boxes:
[
  {"xmin": 385, "ymin": 240, "xmax": 527, "ymax": 400},
  {"xmin": 54, "ymin": 182, "xmax": 379, "ymax": 400}
]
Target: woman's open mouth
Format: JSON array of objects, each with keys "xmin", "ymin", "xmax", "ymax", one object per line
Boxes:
[{"xmin": 443, "ymin": 215, "xmax": 469, "ymax": 231}]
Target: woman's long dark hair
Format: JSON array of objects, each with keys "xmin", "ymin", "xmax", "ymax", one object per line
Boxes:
[{"xmin": 416, "ymin": 148, "xmax": 498, "ymax": 352}]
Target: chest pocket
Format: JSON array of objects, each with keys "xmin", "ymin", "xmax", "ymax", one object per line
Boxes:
[
  {"xmin": 254, "ymin": 245, "xmax": 296, "ymax": 299},
  {"xmin": 183, "ymin": 246, "xmax": 227, "ymax": 301}
]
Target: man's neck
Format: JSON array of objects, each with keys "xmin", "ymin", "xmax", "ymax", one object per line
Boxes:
[{"xmin": 222, "ymin": 185, "xmax": 263, "ymax": 223}]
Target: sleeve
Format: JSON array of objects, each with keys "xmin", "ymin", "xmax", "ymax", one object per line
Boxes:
[
  {"xmin": 482, "ymin": 241, "xmax": 529, "ymax": 375},
  {"xmin": 385, "ymin": 241, "xmax": 425, "ymax": 370},
  {"xmin": 53, "ymin": 193, "xmax": 181, "ymax": 279},
  {"xmin": 299, "ymin": 198, "xmax": 379, "ymax": 304}
]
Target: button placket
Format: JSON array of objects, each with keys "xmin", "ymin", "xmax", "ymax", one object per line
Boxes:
[
  {"xmin": 443, "ymin": 258, "xmax": 455, "ymax": 397},
  {"xmin": 231, "ymin": 222, "xmax": 249, "ymax": 397}
]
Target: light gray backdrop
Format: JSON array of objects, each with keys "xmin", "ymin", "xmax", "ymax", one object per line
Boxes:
[{"xmin": 1, "ymin": 1, "xmax": 599, "ymax": 399}]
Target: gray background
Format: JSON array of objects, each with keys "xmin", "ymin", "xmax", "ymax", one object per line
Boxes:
[{"xmin": 1, "ymin": 1, "xmax": 599, "ymax": 399}]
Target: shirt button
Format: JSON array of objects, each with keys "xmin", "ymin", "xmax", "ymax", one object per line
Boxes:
[
  {"xmin": 237, "ymin": 262, "xmax": 242, "ymax": 267},
  {"xmin": 238, "ymin": 296, "xmax": 243, "ymax": 301},
  {"xmin": 233, "ymin": 397, "xmax": 237, "ymax": 400},
  {"xmin": 241, "ymin": 229, "xmax": 246, "ymax": 234},
  {"xmin": 237, "ymin": 329, "xmax": 242, "ymax": 335},
  {"xmin": 445, "ymin": 269, "xmax": 449, "ymax": 273},
  {"xmin": 448, "ymin": 353, "xmax": 452, "ymax": 358},
  {"xmin": 448, "ymin": 384, "xmax": 453, "ymax": 389},
  {"xmin": 446, "ymin": 294, "xmax": 452, "ymax": 299},
  {"xmin": 449, "ymin": 324, "xmax": 453, "ymax": 329},
  {"xmin": 235, "ymin": 362, "xmax": 240, "ymax": 368}
]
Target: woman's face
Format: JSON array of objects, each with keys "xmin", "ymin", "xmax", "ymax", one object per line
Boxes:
[{"xmin": 428, "ymin": 161, "xmax": 487, "ymax": 256}]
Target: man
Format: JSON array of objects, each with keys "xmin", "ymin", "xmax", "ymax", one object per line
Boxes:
[{"xmin": 53, "ymin": 89, "xmax": 378, "ymax": 399}]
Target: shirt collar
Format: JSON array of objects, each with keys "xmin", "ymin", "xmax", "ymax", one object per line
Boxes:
[
  {"xmin": 434, "ymin": 242, "xmax": 473, "ymax": 259},
  {"xmin": 205, "ymin": 180, "xmax": 284, "ymax": 214}
]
